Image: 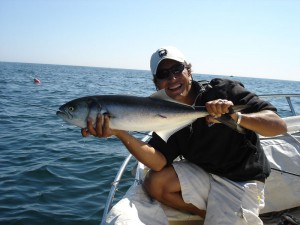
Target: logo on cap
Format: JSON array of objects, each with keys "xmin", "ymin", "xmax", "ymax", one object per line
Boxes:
[{"xmin": 158, "ymin": 49, "xmax": 167, "ymax": 58}]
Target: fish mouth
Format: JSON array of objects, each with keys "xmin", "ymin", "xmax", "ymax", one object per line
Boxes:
[
  {"xmin": 56, "ymin": 110, "xmax": 65, "ymax": 117},
  {"xmin": 56, "ymin": 109, "xmax": 73, "ymax": 119}
]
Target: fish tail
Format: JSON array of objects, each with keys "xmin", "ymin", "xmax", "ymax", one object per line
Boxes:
[
  {"xmin": 229, "ymin": 105, "xmax": 249, "ymax": 114},
  {"xmin": 194, "ymin": 105, "xmax": 248, "ymax": 133},
  {"xmin": 216, "ymin": 114, "xmax": 246, "ymax": 134}
]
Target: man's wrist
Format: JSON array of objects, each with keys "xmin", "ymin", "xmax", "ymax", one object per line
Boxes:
[{"xmin": 236, "ymin": 112, "xmax": 242, "ymax": 124}]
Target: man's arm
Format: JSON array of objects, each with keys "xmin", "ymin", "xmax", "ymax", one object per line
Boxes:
[
  {"xmin": 81, "ymin": 114, "xmax": 167, "ymax": 171},
  {"xmin": 231, "ymin": 110, "xmax": 287, "ymax": 137},
  {"xmin": 205, "ymin": 99, "xmax": 287, "ymax": 137}
]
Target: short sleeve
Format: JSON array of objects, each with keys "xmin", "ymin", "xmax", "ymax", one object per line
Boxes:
[{"xmin": 148, "ymin": 132, "xmax": 180, "ymax": 166}]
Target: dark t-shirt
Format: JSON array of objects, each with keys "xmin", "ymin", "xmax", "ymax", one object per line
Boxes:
[{"xmin": 148, "ymin": 78, "xmax": 276, "ymax": 182}]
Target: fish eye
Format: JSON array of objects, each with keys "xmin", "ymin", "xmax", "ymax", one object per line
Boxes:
[{"xmin": 68, "ymin": 106, "xmax": 75, "ymax": 111}]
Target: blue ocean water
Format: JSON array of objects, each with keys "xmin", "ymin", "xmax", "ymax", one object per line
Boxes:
[{"xmin": 0, "ymin": 62, "xmax": 299, "ymax": 225}]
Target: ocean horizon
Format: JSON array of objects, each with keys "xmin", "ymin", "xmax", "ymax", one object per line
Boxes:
[{"xmin": 1, "ymin": 61, "xmax": 299, "ymax": 83}]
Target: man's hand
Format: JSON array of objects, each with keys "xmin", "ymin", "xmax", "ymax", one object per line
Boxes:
[
  {"xmin": 205, "ymin": 99, "xmax": 234, "ymax": 124},
  {"xmin": 81, "ymin": 113, "xmax": 117, "ymax": 138}
]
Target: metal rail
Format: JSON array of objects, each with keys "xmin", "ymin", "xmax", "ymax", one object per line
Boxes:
[
  {"xmin": 259, "ymin": 94, "xmax": 300, "ymax": 116},
  {"xmin": 100, "ymin": 153, "xmax": 133, "ymax": 225},
  {"xmin": 100, "ymin": 133, "xmax": 152, "ymax": 225}
]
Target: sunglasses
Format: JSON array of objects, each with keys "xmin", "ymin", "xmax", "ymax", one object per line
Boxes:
[{"xmin": 155, "ymin": 64, "xmax": 185, "ymax": 80}]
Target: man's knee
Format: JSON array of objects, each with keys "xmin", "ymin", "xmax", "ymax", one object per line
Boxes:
[
  {"xmin": 143, "ymin": 170, "xmax": 163, "ymax": 199},
  {"xmin": 143, "ymin": 166, "xmax": 180, "ymax": 200}
]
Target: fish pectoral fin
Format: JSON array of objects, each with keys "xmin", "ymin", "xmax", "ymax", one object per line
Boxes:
[{"xmin": 155, "ymin": 114, "xmax": 167, "ymax": 119}]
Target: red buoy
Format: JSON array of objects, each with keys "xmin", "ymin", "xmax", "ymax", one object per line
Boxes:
[{"xmin": 34, "ymin": 78, "xmax": 41, "ymax": 84}]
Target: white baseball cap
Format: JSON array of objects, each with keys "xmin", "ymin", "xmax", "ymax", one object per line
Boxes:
[{"xmin": 150, "ymin": 46, "xmax": 188, "ymax": 75}]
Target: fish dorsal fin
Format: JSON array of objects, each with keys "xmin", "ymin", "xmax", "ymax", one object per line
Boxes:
[{"xmin": 149, "ymin": 89, "xmax": 192, "ymax": 107}]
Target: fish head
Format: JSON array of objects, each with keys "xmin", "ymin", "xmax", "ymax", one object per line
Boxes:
[{"xmin": 56, "ymin": 98, "xmax": 93, "ymax": 128}]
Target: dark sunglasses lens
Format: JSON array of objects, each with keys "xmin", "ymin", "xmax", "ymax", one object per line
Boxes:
[
  {"xmin": 156, "ymin": 70, "xmax": 170, "ymax": 79},
  {"xmin": 172, "ymin": 64, "xmax": 185, "ymax": 74},
  {"xmin": 156, "ymin": 64, "xmax": 185, "ymax": 80}
]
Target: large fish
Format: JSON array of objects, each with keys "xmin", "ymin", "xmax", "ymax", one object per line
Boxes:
[{"xmin": 56, "ymin": 90, "xmax": 247, "ymax": 141}]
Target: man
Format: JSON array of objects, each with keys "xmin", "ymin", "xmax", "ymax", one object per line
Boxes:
[{"xmin": 82, "ymin": 46, "xmax": 287, "ymax": 224}]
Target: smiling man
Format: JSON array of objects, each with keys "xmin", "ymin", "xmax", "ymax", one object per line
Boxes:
[
  {"xmin": 143, "ymin": 46, "xmax": 287, "ymax": 224},
  {"xmin": 83, "ymin": 46, "xmax": 287, "ymax": 225}
]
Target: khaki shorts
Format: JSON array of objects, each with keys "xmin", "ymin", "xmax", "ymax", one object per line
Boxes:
[{"xmin": 172, "ymin": 160, "xmax": 265, "ymax": 225}]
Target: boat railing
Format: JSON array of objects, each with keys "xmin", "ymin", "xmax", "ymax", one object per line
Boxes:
[
  {"xmin": 259, "ymin": 94, "xmax": 300, "ymax": 116},
  {"xmin": 100, "ymin": 94, "xmax": 300, "ymax": 225},
  {"xmin": 100, "ymin": 133, "xmax": 152, "ymax": 225},
  {"xmin": 100, "ymin": 154, "xmax": 132, "ymax": 225}
]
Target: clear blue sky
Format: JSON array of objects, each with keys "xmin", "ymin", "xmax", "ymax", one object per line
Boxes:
[{"xmin": 1, "ymin": 0, "xmax": 300, "ymax": 81}]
